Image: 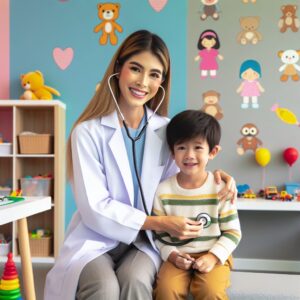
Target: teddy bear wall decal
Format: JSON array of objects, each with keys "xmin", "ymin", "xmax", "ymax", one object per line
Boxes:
[
  {"xmin": 94, "ymin": 3, "xmax": 123, "ymax": 45},
  {"xmin": 200, "ymin": 90, "xmax": 224, "ymax": 120},
  {"xmin": 278, "ymin": 49, "xmax": 300, "ymax": 82},
  {"xmin": 237, "ymin": 16, "xmax": 262, "ymax": 45},
  {"xmin": 278, "ymin": 5, "xmax": 300, "ymax": 33},
  {"xmin": 200, "ymin": 0, "xmax": 220, "ymax": 21}
]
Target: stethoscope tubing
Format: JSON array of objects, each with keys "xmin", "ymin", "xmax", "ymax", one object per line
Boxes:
[{"xmin": 108, "ymin": 73, "xmax": 205, "ymax": 246}]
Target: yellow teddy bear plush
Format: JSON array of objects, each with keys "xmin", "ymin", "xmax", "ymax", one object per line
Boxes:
[{"xmin": 20, "ymin": 71, "xmax": 60, "ymax": 100}]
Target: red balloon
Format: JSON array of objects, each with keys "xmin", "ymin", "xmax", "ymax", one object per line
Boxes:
[{"xmin": 283, "ymin": 147, "xmax": 299, "ymax": 166}]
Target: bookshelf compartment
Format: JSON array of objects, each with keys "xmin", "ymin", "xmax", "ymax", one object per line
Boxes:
[{"xmin": 0, "ymin": 100, "xmax": 65, "ymax": 261}]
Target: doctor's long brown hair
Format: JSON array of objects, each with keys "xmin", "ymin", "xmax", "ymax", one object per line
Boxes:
[{"xmin": 67, "ymin": 30, "xmax": 171, "ymax": 179}]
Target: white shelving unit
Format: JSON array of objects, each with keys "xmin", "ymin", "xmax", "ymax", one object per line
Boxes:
[
  {"xmin": 236, "ymin": 197, "xmax": 300, "ymax": 273},
  {"xmin": 237, "ymin": 198, "xmax": 300, "ymax": 211},
  {"xmin": 0, "ymin": 100, "xmax": 66, "ymax": 263}
]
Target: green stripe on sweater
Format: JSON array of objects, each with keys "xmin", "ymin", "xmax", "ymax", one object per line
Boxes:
[
  {"xmin": 161, "ymin": 199, "xmax": 218, "ymax": 206},
  {"xmin": 156, "ymin": 232, "xmax": 219, "ymax": 242},
  {"xmin": 219, "ymin": 214, "xmax": 238, "ymax": 223},
  {"xmin": 223, "ymin": 232, "xmax": 240, "ymax": 244}
]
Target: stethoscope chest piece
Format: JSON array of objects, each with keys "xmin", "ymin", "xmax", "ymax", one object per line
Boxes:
[{"xmin": 196, "ymin": 213, "xmax": 211, "ymax": 228}]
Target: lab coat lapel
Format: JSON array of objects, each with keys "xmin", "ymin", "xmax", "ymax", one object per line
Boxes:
[
  {"xmin": 140, "ymin": 107, "xmax": 166, "ymax": 214},
  {"xmin": 103, "ymin": 111, "xmax": 134, "ymax": 206}
]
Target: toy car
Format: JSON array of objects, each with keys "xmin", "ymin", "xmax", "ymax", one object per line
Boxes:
[
  {"xmin": 279, "ymin": 190, "xmax": 293, "ymax": 201},
  {"xmin": 264, "ymin": 186, "xmax": 278, "ymax": 200},
  {"xmin": 243, "ymin": 189, "xmax": 256, "ymax": 199}
]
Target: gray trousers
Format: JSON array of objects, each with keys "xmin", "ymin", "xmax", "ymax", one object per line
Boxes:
[{"xmin": 76, "ymin": 243, "xmax": 156, "ymax": 300}]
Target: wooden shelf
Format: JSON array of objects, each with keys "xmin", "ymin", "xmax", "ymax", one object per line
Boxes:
[
  {"xmin": 0, "ymin": 100, "xmax": 65, "ymax": 261},
  {"xmin": 237, "ymin": 198, "xmax": 300, "ymax": 211},
  {"xmin": 0, "ymin": 100, "xmax": 66, "ymax": 109}
]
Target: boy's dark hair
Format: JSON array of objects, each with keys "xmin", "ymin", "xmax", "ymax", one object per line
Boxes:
[{"xmin": 166, "ymin": 110, "xmax": 221, "ymax": 153}]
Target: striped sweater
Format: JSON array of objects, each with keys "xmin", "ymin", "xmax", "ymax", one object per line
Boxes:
[{"xmin": 153, "ymin": 172, "xmax": 241, "ymax": 264}]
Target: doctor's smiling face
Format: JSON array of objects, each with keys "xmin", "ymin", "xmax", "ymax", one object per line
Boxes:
[{"xmin": 118, "ymin": 51, "xmax": 164, "ymax": 113}]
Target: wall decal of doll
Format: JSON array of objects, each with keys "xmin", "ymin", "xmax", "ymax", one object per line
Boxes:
[
  {"xmin": 236, "ymin": 59, "xmax": 265, "ymax": 109},
  {"xmin": 195, "ymin": 29, "xmax": 223, "ymax": 79}
]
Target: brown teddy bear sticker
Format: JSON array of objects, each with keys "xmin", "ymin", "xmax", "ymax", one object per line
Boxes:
[
  {"xmin": 278, "ymin": 5, "xmax": 300, "ymax": 33},
  {"xmin": 200, "ymin": 90, "xmax": 223, "ymax": 120},
  {"xmin": 237, "ymin": 17, "xmax": 262, "ymax": 45},
  {"xmin": 94, "ymin": 3, "xmax": 123, "ymax": 45}
]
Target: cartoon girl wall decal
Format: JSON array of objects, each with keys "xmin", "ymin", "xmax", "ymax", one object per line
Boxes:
[
  {"xmin": 195, "ymin": 29, "xmax": 223, "ymax": 79},
  {"xmin": 236, "ymin": 59, "xmax": 265, "ymax": 109}
]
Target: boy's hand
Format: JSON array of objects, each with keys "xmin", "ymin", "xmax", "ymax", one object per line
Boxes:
[
  {"xmin": 168, "ymin": 251, "xmax": 195, "ymax": 270},
  {"xmin": 192, "ymin": 253, "xmax": 219, "ymax": 273}
]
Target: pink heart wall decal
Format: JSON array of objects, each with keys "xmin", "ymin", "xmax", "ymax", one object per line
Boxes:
[
  {"xmin": 53, "ymin": 47, "xmax": 74, "ymax": 70},
  {"xmin": 148, "ymin": 0, "xmax": 168, "ymax": 12}
]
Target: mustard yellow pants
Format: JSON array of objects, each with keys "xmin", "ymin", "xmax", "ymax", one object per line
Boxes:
[{"xmin": 153, "ymin": 252, "xmax": 233, "ymax": 300}]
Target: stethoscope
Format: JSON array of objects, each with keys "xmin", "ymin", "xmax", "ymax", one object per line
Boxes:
[{"xmin": 108, "ymin": 73, "xmax": 211, "ymax": 246}]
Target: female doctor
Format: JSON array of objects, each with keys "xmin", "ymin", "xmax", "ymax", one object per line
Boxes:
[{"xmin": 44, "ymin": 30, "xmax": 235, "ymax": 300}]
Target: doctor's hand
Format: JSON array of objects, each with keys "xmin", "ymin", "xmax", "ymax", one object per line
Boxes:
[
  {"xmin": 192, "ymin": 253, "xmax": 219, "ymax": 273},
  {"xmin": 213, "ymin": 169, "xmax": 237, "ymax": 203},
  {"xmin": 168, "ymin": 251, "xmax": 195, "ymax": 270},
  {"xmin": 160, "ymin": 216, "xmax": 203, "ymax": 240}
]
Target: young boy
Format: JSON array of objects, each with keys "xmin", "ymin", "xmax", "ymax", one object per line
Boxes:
[{"xmin": 153, "ymin": 110, "xmax": 241, "ymax": 300}]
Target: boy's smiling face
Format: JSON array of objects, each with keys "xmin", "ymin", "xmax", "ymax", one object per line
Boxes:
[{"xmin": 173, "ymin": 136, "xmax": 219, "ymax": 178}]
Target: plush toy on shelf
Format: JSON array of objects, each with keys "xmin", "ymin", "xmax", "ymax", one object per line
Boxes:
[{"xmin": 20, "ymin": 70, "xmax": 60, "ymax": 100}]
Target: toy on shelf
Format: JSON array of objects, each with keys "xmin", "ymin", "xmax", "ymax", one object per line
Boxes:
[
  {"xmin": 295, "ymin": 189, "xmax": 300, "ymax": 201},
  {"xmin": 237, "ymin": 184, "xmax": 250, "ymax": 198},
  {"xmin": 0, "ymin": 253, "xmax": 23, "ymax": 300},
  {"xmin": 243, "ymin": 189, "xmax": 256, "ymax": 199},
  {"xmin": 285, "ymin": 182, "xmax": 300, "ymax": 196},
  {"xmin": 20, "ymin": 70, "xmax": 60, "ymax": 100},
  {"xmin": 279, "ymin": 190, "xmax": 293, "ymax": 201},
  {"xmin": 264, "ymin": 186, "xmax": 278, "ymax": 200},
  {"xmin": 0, "ymin": 190, "xmax": 24, "ymax": 206}
]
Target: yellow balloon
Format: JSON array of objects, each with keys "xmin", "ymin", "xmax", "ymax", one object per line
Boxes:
[{"xmin": 255, "ymin": 148, "xmax": 271, "ymax": 167}]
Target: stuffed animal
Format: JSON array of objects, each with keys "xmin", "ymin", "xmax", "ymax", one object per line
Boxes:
[
  {"xmin": 278, "ymin": 5, "xmax": 300, "ymax": 33},
  {"xmin": 94, "ymin": 3, "xmax": 123, "ymax": 45},
  {"xmin": 20, "ymin": 71, "xmax": 60, "ymax": 100},
  {"xmin": 237, "ymin": 16, "xmax": 262, "ymax": 45},
  {"xmin": 278, "ymin": 49, "xmax": 300, "ymax": 81}
]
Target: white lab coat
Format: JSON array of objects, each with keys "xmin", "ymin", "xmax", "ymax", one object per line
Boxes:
[{"xmin": 44, "ymin": 107, "xmax": 178, "ymax": 300}]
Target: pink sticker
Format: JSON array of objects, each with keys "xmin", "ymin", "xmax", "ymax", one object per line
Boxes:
[
  {"xmin": 148, "ymin": 0, "xmax": 168, "ymax": 12},
  {"xmin": 53, "ymin": 47, "xmax": 74, "ymax": 70}
]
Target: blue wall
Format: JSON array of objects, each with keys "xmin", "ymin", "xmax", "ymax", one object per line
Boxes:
[{"xmin": 10, "ymin": 0, "xmax": 187, "ymax": 226}]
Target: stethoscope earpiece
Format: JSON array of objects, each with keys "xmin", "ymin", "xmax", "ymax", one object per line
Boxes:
[{"xmin": 196, "ymin": 213, "xmax": 211, "ymax": 228}]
